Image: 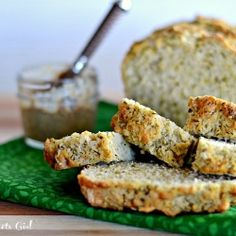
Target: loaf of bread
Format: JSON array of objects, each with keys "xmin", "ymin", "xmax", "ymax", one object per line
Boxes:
[
  {"xmin": 111, "ymin": 98, "xmax": 195, "ymax": 168},
  {"xmin": 184, "ymin": 95, "xmax": 236, "ymax": 141},
  {"xmin": 78, "ymin": 161, "xmax": 236, "ymax": 216},
  {"xmin": 193, "ymin": 137, "xmax": 236, "ymax": 176},
  {"xmin": 122, "ymin": 17, "xmax": 236, "ymax": 126},
  {"xmin": 44, "ymin": 131, "xmax": 135, "ymax": 170}
]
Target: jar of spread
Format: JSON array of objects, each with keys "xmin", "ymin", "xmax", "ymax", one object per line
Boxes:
[{"xmin": 17, "ymin": 63, "xmax": 98, "ymax": 149}]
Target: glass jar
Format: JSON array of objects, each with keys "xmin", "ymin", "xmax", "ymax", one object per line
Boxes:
[{"xmin": 17, "ymin": 63, "xmax": 98, "ymax": 149}]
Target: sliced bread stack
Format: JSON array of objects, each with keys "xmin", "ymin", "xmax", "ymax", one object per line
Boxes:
[
  {"xmin": 44, "ymin": 15, "xmax": 236, "ymax": 217},
  {"xmin": 44, "ymin": 96, "xmax": 236, "ymax": 216},
  {"xmin": 185, "ymin": 95, "xmax": 236, "ymax": 176}
]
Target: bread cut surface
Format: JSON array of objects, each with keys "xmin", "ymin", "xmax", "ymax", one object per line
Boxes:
[
  {"xmin": 78, "ymin": 161, "xmax": 236, "ymax": 216},
  {"xmin": 122, "ymin": 17, "xmax": 236, "ymax": 126},
  {"xmin": 184, "ymin": 95, "xmax": 236, "ymax": 141},
  {"xmin": 111, "ymin": 98, "xmax": 195, "ymax": 168},
  {"xmin": 44, "ymin": 131, "xmax": 134, "ymax": 170},
  {"xmin": 193, "ymin": 137, "xmax": 236, "ymax": 176}
]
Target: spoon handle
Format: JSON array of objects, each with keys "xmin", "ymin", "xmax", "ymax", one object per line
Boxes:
[{"xmin": 72, "ymin": 0, "xmax": 131, "ymax": 75}]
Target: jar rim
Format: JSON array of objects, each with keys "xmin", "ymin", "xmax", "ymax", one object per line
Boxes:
[{"xmin": 17, "ymin": 62, "xmax": 97, "ymax": 91}]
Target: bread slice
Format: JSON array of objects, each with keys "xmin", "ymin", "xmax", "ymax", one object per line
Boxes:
[
  {"xmin": 193, "ymin": 137, "xmax": 236, "ymax": 176},
  {"xmin": 111, "ymin": 98, "xmax": 195, "ymax": 168},
  {"xmin": 122, "ymin": 17, "xmax": 236, "ymax": 126},
  {"xmin": 184, "ymin": 95, "xmax": 236, "ymax": 141},
  {"xmin": 44, "ymin": 131, "xmax": 135, "ymax": 170},
  {"xmin": 78, "ymin": 161, "xmax": 236, "ymax": 216}
]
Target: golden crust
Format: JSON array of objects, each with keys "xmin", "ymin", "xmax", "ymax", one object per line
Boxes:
[
  {"xmin": 44, "ymin": 138, "xmax": 57, "ymax": 168},
  {"xmin": 122, "ymin": 17, "xmax": 236, "ymax": 77},
  {"xmin": 111, "ymin": 98, "xmax": 195, "ymax": 167},
  {"xmin": 78, "ymin": 162, "xmax": 236, "ymax": 216},
  {"xmin": 112, "ymin": 100, "xmax": 161, "ymax": 144},
  {"xmin": 193, "ymin": 16, "xmax": 236, "ymax": 37},
  {"xmin": 185, "ymin": 95, "xmax": 236, "ymax": 141},
  {"xmin": 123, "ymin": 17, "xmax": 236, "ymax": 69}
]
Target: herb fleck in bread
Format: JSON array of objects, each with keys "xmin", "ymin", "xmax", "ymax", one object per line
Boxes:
[
  {"xmin": 184, "ymin": 95, "xmax": 236, "ymax": 141},
  {"xmin": 193, "ymin": 137, "xmax": 236, "ymax": 176},
  {"xmin": 78, "ymin": 162, "xmax": 236, "ymax": 216},
  {"xmin": 44, "ymin": 131, "xmax": 134, "ymax": 170},
  {"xmin": 122, "ymin": 17, "xmax": 236, "ymax": 126},
  {"xmin": 111, "ymin": 98, "xmax": 195, "ymax": 168}
]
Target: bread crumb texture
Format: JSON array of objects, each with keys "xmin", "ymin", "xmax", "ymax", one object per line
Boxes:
[
  {"xmin": 193, "ymin": 137, "xmax": 236, "ymax": 176},
  {"xmin": 44, "ymin": 131, "xmax": 134, "ymax": 170},
  {"xmin": 111, "ymin": 98, "xmax": 195, "ymax": 168},
  {"xmin": 78, "ymin": 161, "xmax": 236, "ymax": 216},
  {"xmin": 185, "ymin": 95, "xmax": 236, "ymax": 141},
  {"xmin": 122, "ymin": 17, "xmax": 236, "ymax": 126}
]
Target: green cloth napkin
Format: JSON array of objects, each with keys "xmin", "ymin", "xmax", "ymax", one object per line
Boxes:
[{"xmin": 0, "ymin": 101, "xmax": 236, "ymax": 236}]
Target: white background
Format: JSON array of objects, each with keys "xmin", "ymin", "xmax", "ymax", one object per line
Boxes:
[{"xmin": 1, "ymin": 0, "xmax": 236, "ymax": 96}]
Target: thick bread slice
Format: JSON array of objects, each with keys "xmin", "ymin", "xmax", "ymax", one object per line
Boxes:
[
  {"xmin": 184, "ymin": 95, "xmax": 236, "ymax": 141},
  {"xmin": 193, "ymin": 137, "xmax": 236, "ymax": 176},
  {"xmin": 78, "ymin": 162, "xmax": 236, "ymax": 216},
  {"xmin": 122, "ymin": 17, "xmax": 236, "ymax": 126},
  {"xmin": 44, "ymin": 131, "xmax": 134, "ymax": 170},
  {"xmin": 111, "ymin": 98, "xmax": 195, "ymax": 168}
]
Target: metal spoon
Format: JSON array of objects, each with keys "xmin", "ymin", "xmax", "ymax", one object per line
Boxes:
[{"xmin": 58, "ymin": 0, "xmax": 132, "ymax": 80}]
